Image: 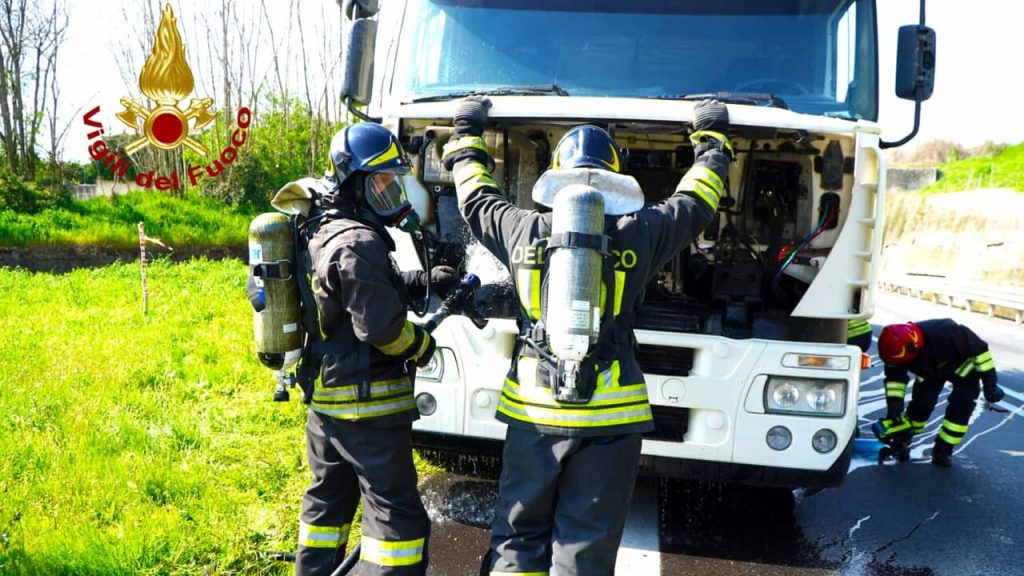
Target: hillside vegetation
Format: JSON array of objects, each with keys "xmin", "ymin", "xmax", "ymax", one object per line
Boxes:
[{"xmin": 921, "ymin": 142, "xmax": 1024, "ymax": 193}]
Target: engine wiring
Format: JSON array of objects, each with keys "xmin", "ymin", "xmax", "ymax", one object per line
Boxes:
[{"xmin": 770, "ymin": 195, "xmax": 839, "ymax": 288}]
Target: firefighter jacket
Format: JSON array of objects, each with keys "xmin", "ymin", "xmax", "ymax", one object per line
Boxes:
[
  {"xmin": 451, "ymin": 149, "xmax": 726, "ymax": 437},
  {"xmin": 305, "ymin": 217, "xmax": 430, "ymax": 427},
  {"xmin": 883, "ymin": 318, "xmax": 997, "ymax": 401}
]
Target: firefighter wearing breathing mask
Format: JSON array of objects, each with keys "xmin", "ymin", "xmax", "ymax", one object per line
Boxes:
[
  {"xmin": 441, "ymin": 97, "xmax": 733, "ymax": 576},
  {"xmin": 295, "ymin": 122, "xmax": 455, "ymax": 576}
]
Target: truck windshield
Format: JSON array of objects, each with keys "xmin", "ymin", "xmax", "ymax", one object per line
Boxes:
[{"xmin": 393, "ymin": 0, "xmax": 877, "ymax": 120}]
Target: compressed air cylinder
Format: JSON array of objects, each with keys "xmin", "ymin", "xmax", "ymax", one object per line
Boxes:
[
  {"xmin": 545, "ymin": 185, "xmax": 605, "ymax": 362},
  {"xmin": 249, "ymin": 212, "xmax": 302, "ymax": 370}
]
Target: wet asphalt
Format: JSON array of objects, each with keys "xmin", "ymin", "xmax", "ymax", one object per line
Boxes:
[{"xmin": 361, "ymin": 292, "xmax": 1024, "ymax": 575}]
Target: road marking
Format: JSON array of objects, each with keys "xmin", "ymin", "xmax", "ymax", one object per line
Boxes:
[
  {"xmin": 615, "ymin": 479, "xmax": 660, "ymax": 576},
  {"xmin": 1000, "ymin": 450, "xmax": 1024, "ymax": 457},
  {"xmin": 953, "ymin": 401, "xmax": 1024, "ymax": 455}
]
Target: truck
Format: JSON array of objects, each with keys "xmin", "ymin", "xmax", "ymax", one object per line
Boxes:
[{"xmin": 337, "ymin": 0, "xmax": 936, "ymax": 488}]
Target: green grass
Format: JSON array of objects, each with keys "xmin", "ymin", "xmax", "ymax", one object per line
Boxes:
[
  {"xmin": 922, "ymin": 142, "xmax": 1024, "ymax": 193},
  {"xmin": 0, "ymin": 259, "xmax": 436, "ymax": 575},
  {"xmin": 0, "ymin": 192, "xmax": 256, "ymax": 248}
]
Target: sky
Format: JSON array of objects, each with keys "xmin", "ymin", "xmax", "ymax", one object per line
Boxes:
[{"xmin": 55, "ymin": 0, "xmax": 1024, "ymax": 163}]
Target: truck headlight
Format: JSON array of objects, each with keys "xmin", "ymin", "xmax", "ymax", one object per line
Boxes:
[
  {"xmin": 765, "ymin": 377, "xmax": 846, "ymax": 417},
  {"xmin": 416, "ymin": 350, "xmax": 444, "ymax": 381}
]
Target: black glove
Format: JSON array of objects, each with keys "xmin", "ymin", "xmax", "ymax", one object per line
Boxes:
[
  {"xmin": 693, "ymin": 98, "xmax": 729, "ymax": 132},
  {"xmin": 429, "ymin": 266, "xmax": 458, "ymax": 297},
  {"xmin": 984, "ymin": 384, "xmax": 1005, "ymax": 404},
  {"xmin": 691, "ymin": 99, "xmax": 733, "ymax": 160},
  {"xmin": 453, "ymin": 95, "xmax": 491, "ymax": 137},
  {"xmin": 402, "ymin": 266, "xmax": 458, "ymax": 300}
]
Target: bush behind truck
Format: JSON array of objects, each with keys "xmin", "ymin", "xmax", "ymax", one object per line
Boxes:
[{"xmin": 328, "ymin": 0, "xmax": 936, "ymax": 488}]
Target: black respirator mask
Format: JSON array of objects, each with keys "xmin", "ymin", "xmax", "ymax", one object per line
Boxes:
[{"xmin": 362, "ymin": 171, "xmax": 420, "ymax": 233}]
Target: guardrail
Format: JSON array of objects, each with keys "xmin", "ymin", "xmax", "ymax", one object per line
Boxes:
[{"xmin": 878, "ymin": 275, "xmax": 1024, "ymax": 324}]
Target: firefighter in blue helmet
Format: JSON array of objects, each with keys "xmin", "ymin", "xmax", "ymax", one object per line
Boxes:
[
  {"xmin": 441, "ymin": 97, "xmax": 733, "ymax": 576},
  {"xmin": 294, "ymin": 122, "xmax": 456, "ymax": 576}
]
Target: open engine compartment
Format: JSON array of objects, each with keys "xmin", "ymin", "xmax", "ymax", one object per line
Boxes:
[{"xmin": 399, "ymin": 120, "xmax": 855, "ymax": 345}]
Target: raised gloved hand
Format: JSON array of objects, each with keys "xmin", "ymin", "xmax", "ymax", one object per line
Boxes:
[
  {"xmin": 402, "ymin": 266, "xmax": 458, "ymax": 300},
  {"xmin": 453, "ymin": 95, "xmax": 491, "ymax": 137},
  {"xmin": 983, "ymin": 384, "xmax": 1005, "ymax": 404},
  {"xmin": 691, "ymin": 99, "xmax": 734, "ymax": 160}
]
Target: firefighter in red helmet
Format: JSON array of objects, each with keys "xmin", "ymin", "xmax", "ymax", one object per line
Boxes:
[{"xmin": 873, "ymin": 319, "xmax": 1004, "ymax": 466}]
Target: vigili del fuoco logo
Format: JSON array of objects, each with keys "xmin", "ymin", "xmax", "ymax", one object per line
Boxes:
[{"xmin": 81, "ymin": 3, "xmax": 252, "ymax": 191}]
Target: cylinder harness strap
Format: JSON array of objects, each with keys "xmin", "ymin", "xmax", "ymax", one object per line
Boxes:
[
  {"xmin": 517, "ymin": 224, "xmax": 620, "ymax": 403},
  {"xmin": 292, "ymin": 212, "xmax": 371, "ymax": 403}
]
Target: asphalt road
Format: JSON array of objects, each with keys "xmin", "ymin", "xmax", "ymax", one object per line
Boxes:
[{"xmin": 373, "ymin": 291, "xmax": 1024, "ymax": 576}]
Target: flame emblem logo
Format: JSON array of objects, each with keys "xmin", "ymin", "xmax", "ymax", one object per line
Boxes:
[{"xmin": 116, "ymin": 3, "xmax": 215, "ymax": 155}]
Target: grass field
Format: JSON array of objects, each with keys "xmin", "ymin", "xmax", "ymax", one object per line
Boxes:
[
  {"xmin": 921, "ymin": 142, "xmax": 1024, "ymax": 193},
  {"xmin": 0, "ymin": 258, "xmax": 426, "ymax": 575},
  {"xmin": 0, "ymin": 193, "xmax": 254, "ymax": 248}
]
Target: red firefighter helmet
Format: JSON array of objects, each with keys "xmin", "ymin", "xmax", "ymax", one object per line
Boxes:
[{"xmin": 878, "ymin": 323, "xmax": 924, "ymax": 364}]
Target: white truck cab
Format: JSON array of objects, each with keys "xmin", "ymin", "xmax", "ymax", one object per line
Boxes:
[{"xmin": 339, "ymin": 0, "xmax": 936, "ymax": 487}]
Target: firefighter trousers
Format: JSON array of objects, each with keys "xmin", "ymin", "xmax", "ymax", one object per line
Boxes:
[
  {"xmin": 296, "ymin": 410, "xmax": 430, "ymax": 576},
  {"xmin": 900, "ymin": 377, "xmax": 981, "ymax": 446},
  {"xmin": 483, "ymin": 427, "xmax": 643, "ymax": 576}
]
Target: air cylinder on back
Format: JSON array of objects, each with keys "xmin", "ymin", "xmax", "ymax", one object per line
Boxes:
[
  {"xmin": 544, "ymin": 184, "xmax": 605, "ymax": 363},
  {"xmin": 249, "ymin": 212, "xmax": 302, "ymax": 371}
]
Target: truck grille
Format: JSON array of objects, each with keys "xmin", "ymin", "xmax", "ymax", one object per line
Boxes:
[
  {"xmin": 636, "ymin": 345, "xmax": 694, "ymax": 377},
  {"xmin": 645, "ymin": 405, "xmax": 688, "ymax": 442}
]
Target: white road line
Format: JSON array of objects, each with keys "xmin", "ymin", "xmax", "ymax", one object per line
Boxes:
[
  {"xmin": 615, "ymin": 480, "xmax": 661, "ymax": 576},
  {"xmin": 953, "ymin": 401, "xmax": 1024, "ymax": 455}
]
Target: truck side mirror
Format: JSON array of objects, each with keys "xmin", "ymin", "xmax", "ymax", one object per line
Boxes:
[
  {"xmin": 881, "ymin": 24, "xmax": 937, "ymax": 149},
  {"xmin": 340, "ymin": 18, "xmax": 377, "ymax": 106},
  {"xmin": 895, "ymin": 25, "xmax": 936, "ymax": 101}
]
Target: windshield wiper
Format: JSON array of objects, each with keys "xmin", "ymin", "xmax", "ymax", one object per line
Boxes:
[
  {"xmin": 653, "ymin": 92, "xmax": 789, "ymax": 110},
  {"xmin": 409, "ymin": 84, "xmax": 570, "ymax": 103}
]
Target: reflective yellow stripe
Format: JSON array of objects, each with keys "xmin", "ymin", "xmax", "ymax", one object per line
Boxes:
[
  {"xmin": 938, "ymin": 430, "xmax": 964, "ymax": 445},
  {"xmin": 885, "ymin": 381, "xmax": 907, "ymax": 399},
  {"xmin": 613, "ymin": 270, "xmax": 626, "ymax": 317},
  {"xmin": 975, "ymin": 350, "xmax": 995, "ymax": 372},
  {"xmin": 517, "ymin": 268, "xmax": 542, "ymax": 320},
  {"xmin": 360, "ymin": 536, "xmax": 425, "ymax": 567},
  {"xmin": 310, "ymin": 376, "xmax": 415, "ymax": 420},
  {"xmin": 689, "ymin": 130, "xmax": 735, "ymax": 157},
  {"xmin": 453, "ymin": 159, "xmax": 498, "ymax": 190},
  {"xmin": 910, "ymin": 419, "xmax": 927, "ymax": 432},
  {"xmin": 443, "ymin": 135, "xmax": 489, "ymax": 157},
  {"xmin": 367, "ymin": 141, "xmax": 401, "ymax": 166},
  {"xmin": 955, "ymin": 358, "xmax": 975, "ymax": 377},
  {"xmin": 678, "ymin": 165, "xmax": 723, "ymax": 211},
  {"xmin": 377, "ymin": 321, "xmax": 416, "ymax": 356},
  {"xmin": 505, "ymin": 369, "xmax": 645, "ymax": 408},
  {"xmin": 411, "ymin": 332, "xmax": 431, "ymax": 362},
  {"xmin": 847, "ymin": 319, "xmax": 872, "ymax": 338},
  {"xmin": 942, "ymin": 420, "xmax": 969, "ymax": 434},
  {"xmin": 312, "ymin": 377, "xmax": 411, "ymax": 402},
  {"xmin": 498, "ymin": 377, "xmax": 652, "ymax": 428},
  {"xmin": 298, "ymin": 522, "xmax": 351, "ymax": 549}
]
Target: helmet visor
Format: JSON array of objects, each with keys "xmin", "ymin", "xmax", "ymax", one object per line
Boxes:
[{"xmin": 364, "ymin": 172, "xmax": 408, "ymax": 218}]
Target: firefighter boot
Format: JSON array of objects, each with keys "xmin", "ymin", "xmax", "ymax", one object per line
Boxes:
[{"xmin": 932, "ymin": 438, "xmax": 954, "ymax": 468}]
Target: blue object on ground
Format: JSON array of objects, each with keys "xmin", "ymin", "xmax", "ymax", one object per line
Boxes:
[{"xmin": 853, "ymin": 437, "xmax": 885, "ymax": 459}]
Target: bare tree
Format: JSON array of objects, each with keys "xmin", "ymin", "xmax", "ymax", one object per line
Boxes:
[{"xmin": 0, "ymin": 0, "xmax": 68, "ymax": 180}]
